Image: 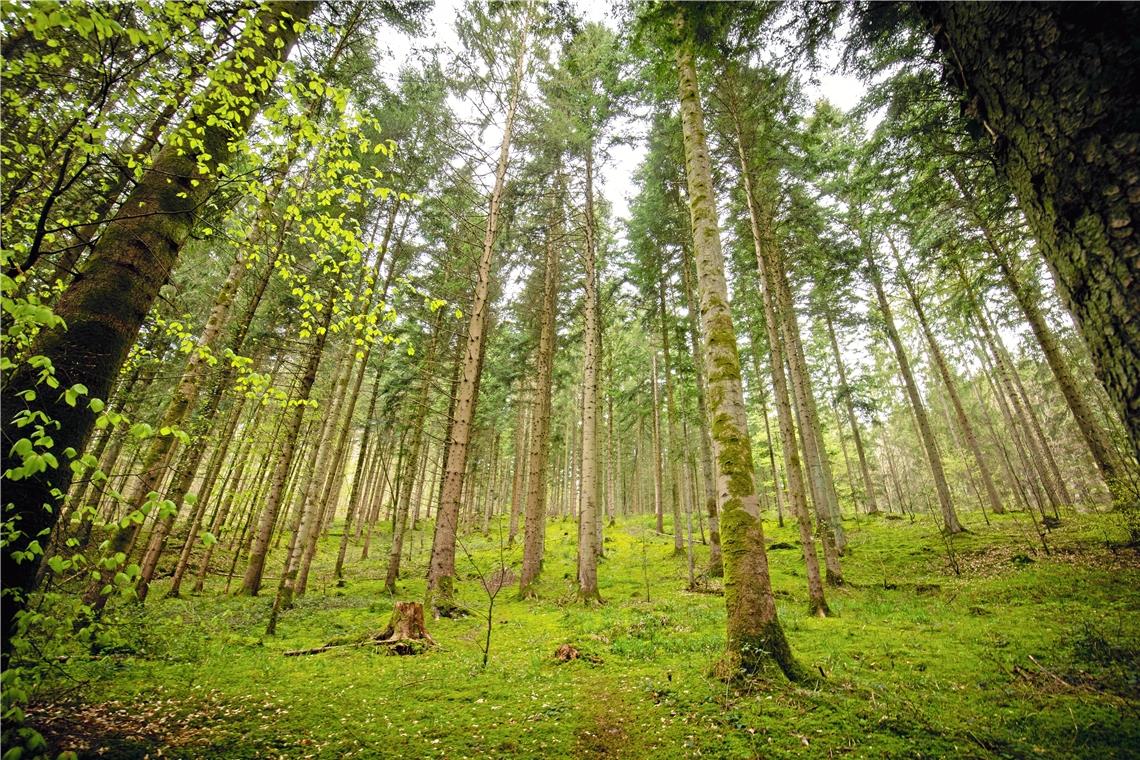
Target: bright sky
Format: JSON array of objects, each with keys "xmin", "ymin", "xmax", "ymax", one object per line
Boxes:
[{"xmin": 378, "ymin": 0, "xmax": 869, "ymax": 225}]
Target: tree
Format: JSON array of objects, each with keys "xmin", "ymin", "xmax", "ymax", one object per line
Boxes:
[
  {"xmin": 427, "ymin": 0, "xmax": 538, "ymax": 610},
  {"xmin": 665, "ymin": 3, "xmax": 805, "ymax": 680},
  {"xmin": 1, "ymin": 1, "xmax": 313, "ymax": 655},
  {"xmin": 918, "ymin": 4, "xmax": 1140, "ymax": 467}
]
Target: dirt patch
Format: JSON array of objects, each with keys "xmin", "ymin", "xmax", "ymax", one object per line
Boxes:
[
  {"xmin": 939, "ymin": 538, "xmax": 1140, "ymax": 577},
  {"xmin": 27, "ymin": 689, "xmax": 292, "ymax": 758},
  {"xmin": 573, "ymin": 679, "xmax": 633, "ymax": 758}
]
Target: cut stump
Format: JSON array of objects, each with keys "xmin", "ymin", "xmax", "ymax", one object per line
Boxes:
[
  {"xmin": 377, "ymin": 601, "xmax": 435, "ymax": 654},
  {"xmin": 283, "ymin": 601, "xmax": 434, "ymax": 657}
]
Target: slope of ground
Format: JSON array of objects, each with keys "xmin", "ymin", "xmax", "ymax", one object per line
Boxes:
[{"xmin": 27, "ymin": 507, "xmax": 1140, "ymax": 758}]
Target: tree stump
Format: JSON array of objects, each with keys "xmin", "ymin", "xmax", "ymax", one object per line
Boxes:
[
  {"xmin": 282, "ymin": 602, "xmax": 435, "ymax": 657},
  {"xmin": 376, "ymin": 601, "xmax": 435, "ymax": 654}
]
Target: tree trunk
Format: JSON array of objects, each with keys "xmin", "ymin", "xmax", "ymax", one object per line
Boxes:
[
  {"xmin": 650, "ymin": 353, "xmax": 665, "ymax": 534},
  {"xmin": 658, "ymin": 278, "xmax": 685, "ymax": 555},
  {"xmin": 577, "ymin": 148, "xmax": 603, "ymax": 603},
  {"xmin": 865, "ymin": 245, "xmax": 964, "ymax": 533},
  {"xmin": 426, "ymin": 5, "xmax": 532, "ymax": 609},
  {"xmin": 240, "ymin": 264, "xmax": 343, "ymax": 596},
  {"xmin": 921, "ymin": 3, "xmax": 1140, "ymax": 464},
  {"xmin": 675, "ymin": 21, "xmax": 805, "ymax": 680},
  {"xmin": 947, "ymin": 169, "xmax": 1132, "ymax": 496},
  {"xmin": 893, "ymin": 249, "xmax": 1005, "ymax": 516},
  {"xmin": 726, "ymin": 84, "xmax": 832, "ymax": 611},
  {"xmin": 680, "ymin": 246, "xmax": 721, "ymax": 574},
  {"xmin": 519, "ymin": 210, "xmax": 560, "ymax": 597},
  {"xmin": 508, "ymin": 379, "xmax": 530, "ymax": 546},
  {"xmin": 823, "ymin": 310, "xmax": 879, "ymax": 514}
]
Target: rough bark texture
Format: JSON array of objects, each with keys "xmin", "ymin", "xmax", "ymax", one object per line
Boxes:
[
  {"xmin": 922, "ymin": 2, "xmax": 1140, "ymax": 468},
  {"xmin": 675, "ymin": 24, "xmax": 804, "ymax": 680},
  {"xmin": 0, "ymin": 1, "xmax": 311, "ymax": 650}
]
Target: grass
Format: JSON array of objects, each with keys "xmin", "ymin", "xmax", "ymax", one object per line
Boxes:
[{"xmin": 25, "ymin": 505, "xmax": 1140, "ymax": 758}]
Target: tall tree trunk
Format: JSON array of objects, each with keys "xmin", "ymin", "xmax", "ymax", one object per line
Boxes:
[
  {"xmin": 519, "ymin": 210, "xmax": 560, "ymax": 597},
  {"xmin": 240, "ymin": 265, "xmax": 343, "ymax": 596},
  {"xmin": 921, "ymin": 3, "xmax": 1140, "ymax": 464},
  {"xmin": 823, "ymin": 310, "xmax": 879, "ymax": 514},
  {"xmin": 865, "ymin": 244, "xmax": 964, "ymax": 533},
  {"xmin": 577, "ymin": 148, "xmax": 602, "ymax": 603},
  {"xmin": 680, "ymin": 246, "xmax": 721, "ymax": 575},
  {"xmin": 948, "ymin": 169, "xmax": 1132, "ymax": 496},
  {"xmin": 334, "ymin": 371, "xmax": 382, "ymax": 579},
  {"xmin": 508, "ymin": 379, "xmax": 530, "ymax": 546},
  {"xmin": 658, "ymin": 278, "xmax": 685, "ymax": 555},
  {"xmin": 674, "ymin": 20, "xmax": 805, "ymax": 680},
  {"xmin": 726, "ymin": 84, "xmax": 832, "ymax": 609},
  {"xmin": 892, "ymin": 248, "xmax": 1005, "ymax": 516},
  {"xmin": 426, "ymin": 4, "xmax": 532, "ymax": 609},
  {"xmin": 650, "ymin": 353, "xmax": 665, "ymax": 534},
  {"xmin": 387, "ymin": 309, "xmax": 446, "ymax": 592}
]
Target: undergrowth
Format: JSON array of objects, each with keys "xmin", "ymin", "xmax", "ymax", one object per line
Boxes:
[{"xmin": 17, "ymin": 506, "xmax": 1140, "ymax": 758}]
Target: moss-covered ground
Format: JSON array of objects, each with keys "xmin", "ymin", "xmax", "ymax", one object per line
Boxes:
[{"xmin": 27, "ymin": 507, "xmax": 1140, "ymax": 758}]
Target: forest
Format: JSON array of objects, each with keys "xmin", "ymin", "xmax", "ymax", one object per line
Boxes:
[{"xmin": 1, "ymin": 0, "xmax": 1138, "ymax": 757}]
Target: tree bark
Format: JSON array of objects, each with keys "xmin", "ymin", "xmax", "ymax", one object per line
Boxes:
[
  {"xmin": 675, "ymin": 20, "xmax": 805, "ymax": 680},
  {"xmin": 921, "ymin": 2, "xmax": 1140, "ymax": 465}
]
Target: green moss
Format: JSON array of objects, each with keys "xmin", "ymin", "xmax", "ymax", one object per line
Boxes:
[{"xmin": 26, "ymin": 509, "xmax": 1140, "ymax": 759}]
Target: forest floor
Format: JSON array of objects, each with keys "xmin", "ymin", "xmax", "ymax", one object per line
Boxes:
[{"xmin": 26, "ymin": 506, "xmax": 1140, "ymax": 759}]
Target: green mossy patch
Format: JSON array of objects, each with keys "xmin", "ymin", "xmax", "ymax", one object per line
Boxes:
[{"xmin": 23, "ymin": 508, "xmax": 1140, "ymax": 758}]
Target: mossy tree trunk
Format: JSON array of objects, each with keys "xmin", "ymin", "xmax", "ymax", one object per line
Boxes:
[
  {"xmin": 674, "ymin": 18, "xmax": 806, "ymax": 679},
  {"xmin": 725, "ymin": 79, "xmax": 831, "ymax": 612},
  {"xmin": 922, "ymin": 2, "xmax": 1140, "ymax": 467}
]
